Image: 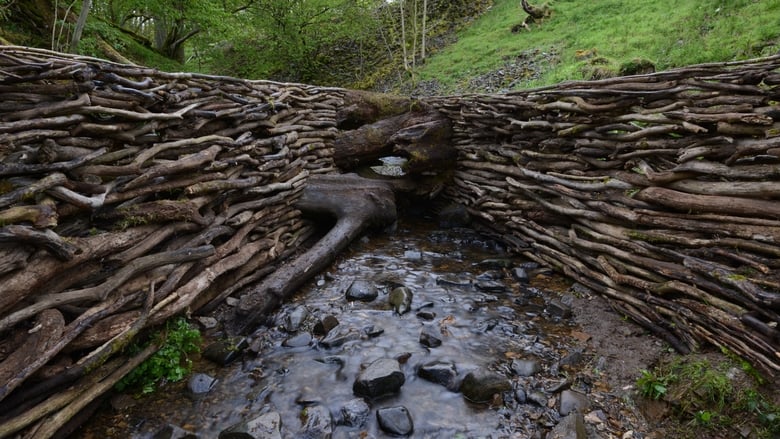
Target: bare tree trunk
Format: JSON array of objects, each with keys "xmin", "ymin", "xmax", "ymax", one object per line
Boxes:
[
  {"xmin": 69, "ymin": 0, "xmax": 91, "ymax": 52},
  {"xmin": 400, "ymin": 0, "xmax": 408, "ymax": 71},
  {"xmin": 421, "ymin": 0, "xmax": 427, "ymax": 61}
]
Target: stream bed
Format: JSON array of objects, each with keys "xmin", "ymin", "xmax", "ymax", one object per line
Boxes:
[{"xmin": 74, "ymin": 217, "xmax": 656, "ymax": 439}]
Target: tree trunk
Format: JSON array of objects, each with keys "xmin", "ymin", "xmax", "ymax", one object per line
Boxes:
[{"xmin": 69, "ymin": 0, "xmax": 91, "ymax": 52}]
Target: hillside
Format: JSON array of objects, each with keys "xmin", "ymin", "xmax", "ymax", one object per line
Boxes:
[
  {"xmin": 1, "ymin": 0, "xmax": 778, "ymax": 93},
  {"xmin": 398, "ymin": 0, "xmax": 780, "ymax": 95}
]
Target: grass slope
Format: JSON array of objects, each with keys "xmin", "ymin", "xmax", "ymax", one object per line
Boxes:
[{"xmin": 418, "ymin": 0, "xmax": 780, "ymax": 90}]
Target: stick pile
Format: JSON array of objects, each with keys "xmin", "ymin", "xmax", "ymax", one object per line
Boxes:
[
  {"xmin": 430, "ymin": 55, "xmax": 780, "ymax": 375},
  {"xmin": 0, "ymin": 46, "xmax": 342, "ymax": 437},
  {"xmin": 1, "ymin": 45, "xmax": 779, "ymax": 437}
]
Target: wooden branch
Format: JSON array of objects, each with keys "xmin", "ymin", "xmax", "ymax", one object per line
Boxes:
[{"xmin": 0, "ymin": 225, "xmax": 77, "ymax": 260}]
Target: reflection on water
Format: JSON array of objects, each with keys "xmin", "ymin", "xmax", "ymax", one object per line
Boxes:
[{"xmin": 75, "ymin": 218, "xmax": 577, "ymax": 438}]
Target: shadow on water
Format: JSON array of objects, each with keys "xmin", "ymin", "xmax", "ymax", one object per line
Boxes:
[{"xmin": 75, "ymin": 217, "xmax": 588, "ymax": 438}]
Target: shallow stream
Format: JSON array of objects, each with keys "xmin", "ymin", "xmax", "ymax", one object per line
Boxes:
[{"xmin": 75, "ymin": 218, "xmax": 605, "ymax": 439}]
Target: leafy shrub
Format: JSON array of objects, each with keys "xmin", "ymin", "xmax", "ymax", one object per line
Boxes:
[{"xmin": 116, "ymin": 317, "xmax": 201, "ymax": 394}]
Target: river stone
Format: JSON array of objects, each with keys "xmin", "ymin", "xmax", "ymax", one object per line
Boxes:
[
  {"xmin": 353, "ymin": 358, "xmax": 405, "ymax": 398},
  {"xmin": 284, "ymin": 305, "xmax": 309, "ymax": 332},
  {"xmin": 527, "ymin": 390, "xmax": 549, "ymax": 407},
  {"xmin": 196, "ymin": 316, "xmax": 219, "ymax": 329},
  {"xmin": 547, "ymin": 412, "xmax": 586, "ymax": 439},
  {"xmin": 475, "ymin": 258, "xmax": 512, "ymax": 269},
  {"xmin": 338, "ymin": 398, "xmax": 371, "ymax": 427},
  {"xmin": 419, "ymin": 326, "xmax": 442, "ymax": 348},
  {"xmin": 511, "ymin": 358, "xmax": 542, "ymax": 377},
  {"xmin": 559, "ymin": 350, "xmax": 584, "ymax": 368},
  {"xmin": 282, "ymin": 332, "xmax": 313, "ymax": 348},
  {"xmin": 188, "ymin": 373, "xmax": 217, "ymax": 397},
  {"xmin": 376, "ymin": 406, "xmax": 414, "ymax": 436},
  {"xmin": 300, "ymin": 404, "xmax": 333, "ymax": 439},
  {"xmin": 362, "ymin": 325, "xmax": 384, "ymax": 338},
  {"xmin": 153, "ymin": 424, "xmax": 198, "ymax": 439},
  {"xmin": 219, "ymin": 411, "xmax": 282, "ymax": 439},
  {"xmin": 403, "ymin": 250, "xmax": 423, "ymax": 260},
  {"xmin": 459, "ymin": 368, "xmax": 511, "ymax": 403},
  {"xmin": 547, "ymin": 299, "xmax": 572, "ymax": 319},
  {"xmin": 416, "ymin": 310, "xmax": 436, "ymax": 321},
  {"xmin": 345, "ymin": 279, "xmax": 379, "ymax": 302},
  {"xmin": 389, "ymin": 286, "xmax": 413, "ymax": 315},
  {"xmin": 320, "ymin": 325, "xmax": 360, "ymax": 348},
  {"xmin": 559, "ymin": 390, "xmax": 590, "ymax": 416},
  {"xmin": 512, "ymin": 267, "xmax": 530, "ymax": 284},
  {"xmin": 417, "ymin": 360, "xmax": 458, "ymax": 389},
  {"xmin": 475, "ymin": 280, "xmax": 507, "ymax": 293},
  {"xmin": 438, "ymin": 203, "xmax": 470, "ymax": 228},
  {"xmin": 203, "ymin": 336, "xmax": 248, "ymax": 366},
  {"xmin": 436, "ymin": 273, "xmax": 471, "ymax": 287},
  {"xmin": 312, "ymin": 315, "xmax": 339, "ymax": 336}
]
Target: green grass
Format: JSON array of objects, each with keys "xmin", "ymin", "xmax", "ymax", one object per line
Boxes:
[
  {"xmin": 418, "ymin": 0, "xmax": 780, "ymax": 91},
  {"xmin": 636, "ymin": 356, "xmax": 780, "ymax": 438}
]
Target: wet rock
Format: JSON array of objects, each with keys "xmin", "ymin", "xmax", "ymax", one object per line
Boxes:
[
  {"xmin": 284, "ymin": 305, "xmax": 309, "ymax": 332},
  {"xmin": 547, "ymin": 412, "xmax": 586, "ymax": 439},
  {"xmin": 376, "ymin": 406, "xmax": 414, "ymax": 436},
  {"xmin": 403, "ymin": 250, "xmax": 422, "ymax": 260},
  {"xmin": 203, "ymin": 336, "xmax": 248, "ymax": 366},
  {"xmin": 527, "ymin": 390, "xmax": 549, "ymax": 407},
  {"xmin": 389, "ymin": 286, "xmax": 413, "ymax": 315},
  {"xmin": 459, "ymin": 368, "xmax": 512, "ymax": 403},
  {"xmin": 300, "ymin": 404, "xmax": 333, "ymax": 439},
  {"xmin": 282, "ymin": 332, "xmax": 312, "ymax": 348},
  {"xmin": 338, "ymin": 398, "xmax": 371, "ymax": 427},
  {"xmin": 559, "ymin": 390, "xmax": 590, "ymax": 416},
  {"xmin": 419, "ymin": 326, "xmax": 442, "ymax": 348},
  {"xmin": 361, "ymin": 325, "xmax": 384, "ymax": 338},
  {"xmin": 196, "ymin": 316, "xmax": 219, "ymax": 330},
  {"xmin": 345, "ymin": 279, "xmax": 378, "ymax": 302},
  {"xmin": 475, "ymin": 258, "xmax": 512, "ymax": 269},
  {"xmin": 546, "ymin": 379, "xmax": 572, "ymax": 394},
  {"xmin": 353, "ymin": 358, "xmax": 405, "ymax": 398},
  {"xmin": 314, "ymin": 355, "xmax": 345, "ymax": 366},
  {"xmin": 511, "ymin": 358, "xmax": 542, "ymax": 377},
  {"xmin": 416, "ymin": 310, "xmax": 436, "ymax": 320},
  {"xmin": 436, "ymin": 273, "xmax": 471, "ymax": 287},
  {"xmin": 415, "ymin": 301, "xmax": 434, "ymax": 310},
  {"xmin": 219, "ymin": 411, "xmax": 282, "ymax": 439},
  {"xmin": 188, "ymin": 373, "xmax": 217, "ymax": 397},
  {"xmin": 512, "ymin": 267, "xmax": 530, "ymax": 284},
  {"xmin": 438, "ymin": 203, "xmax": 470, "ymax": 228},
  {"xmin": 475, "ymin": 280, "xmax": 507, "ymax": 293},
  {"xmin": 320, "ymin": 326, "xmax": 360, "ymax": 348},
  {"xmin": 546, "ymin": 299, "xmax": 572, "ymax": 319},
  {"xmin": 559, "ymin": 350, "xmax": 584, "ymax": 368},
  {"xmin": 153, "ymin": 424, "xmax": 198, "ymax": 439},
  {"xmin": 417, "ymin": 360, "xmax": 458, "ymax": 389},
  {"xmin": 312, "ymin": 315, "xmax": 339, "ymax": 336},
  {"xmin": 514, "ymin": 388, "xmax": 527, "ymax": 404}
]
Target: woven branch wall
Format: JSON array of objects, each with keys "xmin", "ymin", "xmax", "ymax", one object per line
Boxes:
[
  {"xmin": 0, "ymin": 46, "xmax": 779, "ymax": 437},
  {"xmin": 429, "ymin": 55, "xmax": 780, "ymax": 375}
]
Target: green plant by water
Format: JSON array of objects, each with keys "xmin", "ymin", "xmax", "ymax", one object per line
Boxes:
[
  {"xmin": 116, "ymin": 317, "xmax": 201, "ymax": 395},
  {"xmin": 636, "ymin": 356, "xmax": 780, "ymax": 437}
]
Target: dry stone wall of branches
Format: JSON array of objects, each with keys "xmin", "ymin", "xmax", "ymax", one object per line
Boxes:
[
  {"xmin": 0, "ymin": 46, "xmax": 344, "ymax": 437},
  {"xmin": 0, "ymin": 45, "xmax": 779, "ymax": 438},
  {"xmin": 429, "ymin": 55, "xmax": 780, "ymax": 376}
]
